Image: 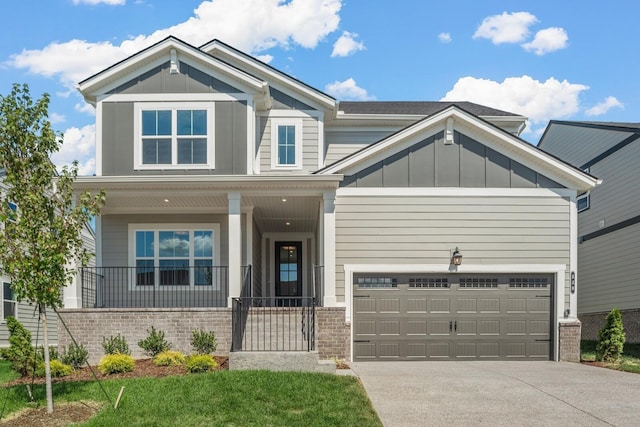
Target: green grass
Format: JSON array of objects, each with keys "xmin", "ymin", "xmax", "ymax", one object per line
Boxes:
[
  {"xmin": 581, "ymin": 340, "xmax": 640, "ymax": 374},
  {"xmin": 0, "ymin": 370, "xmax": 381, "ymax": 426},
  {"xmin": 0, "ymin": 361, "xmax": 19, "ymax": 385}
]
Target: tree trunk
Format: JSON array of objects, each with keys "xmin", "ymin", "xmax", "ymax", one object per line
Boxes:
[{"xmin": 40, "ymin": 304, "xmax": 54, "ymax": 413}]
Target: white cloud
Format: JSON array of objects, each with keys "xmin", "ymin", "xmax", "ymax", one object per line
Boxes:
[
  {"xmin": 441, "ymin": 75, "xmax": 589, "ymax": 132},
  {"xmin": 331, "ymin": 31, "xmax": 365, "ymax": 57},
  {"xmin": 75, "ymin": 102, "xmax": 96, "ymax": 116},
  {"xmin": 52, "ymin": 124, "xmax": 96, "ymax": 175},
  {"xmin": 522, "ymin": 27, "xmax": 568, "ymax": 55},
  {"xmin": 325, "ymin": 78, "xmax": 374, "ymax": 101},
  {"xmin": 254, "ymin": 54, "xmax": 273, "ymax": 64},
  {"xmin": 8, "ymin": 0, "xmax": 343, "ymax": 86},
  {"xmin": 585, "ymin": 96, "xmax": 623, "ymax": 116},
  {"xmin": 49, "ymin": 112, "xmax": 66, "ymax": 124},
  {"xmin": 438, "ymin": 33, "xmax": 452, "ymax": 43},
  {"xmin": 473, "ymin": 11, "xmax": 538, "ymax": 44},
  {"xmin": 73, "ymin": 0, "xmax": 125, "ymax": 4}
]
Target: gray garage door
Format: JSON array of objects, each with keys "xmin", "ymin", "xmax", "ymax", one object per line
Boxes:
[{"xmin": 353, "ymin": 273, "xmax": 553, "ymax": 360}]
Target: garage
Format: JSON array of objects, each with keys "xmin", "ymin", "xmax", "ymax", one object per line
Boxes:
[{"xmin": 353, "ymin": 273, "xmax": 553, "ymax": 360}]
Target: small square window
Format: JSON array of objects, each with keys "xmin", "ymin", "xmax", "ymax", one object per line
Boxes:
[{"xmin": 577, "ymin": 192, "xmax": 590, "ymax": 213}]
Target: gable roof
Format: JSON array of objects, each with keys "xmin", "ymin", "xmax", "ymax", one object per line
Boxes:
[
  {"xmin": 338, "ymin": 101, "xmax": 519, "ymax": 117},
  {"xmin": 77, "ymin": 36, "xmax": 268, "ymax": 104},
  {"xmin": 318, "ymin": 104, "xmax": 599, "ymax": 192}
]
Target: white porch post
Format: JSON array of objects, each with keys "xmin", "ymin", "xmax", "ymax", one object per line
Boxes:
[
  {"xmin": 228, "ymin": 192, "xmax": 242, "ymax": 306},
  {"xmin": 323, "ymin": 190, "xmax": 336, "ymax": 306},
  {"xmin": 63, "ymin": 260, "xmax": 82, "ymax": 308}
]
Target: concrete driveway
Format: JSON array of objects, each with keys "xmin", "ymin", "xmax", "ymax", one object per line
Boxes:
[{"xmin": 351, "ymin": 361, "xmax": 640, "ymax": 427}]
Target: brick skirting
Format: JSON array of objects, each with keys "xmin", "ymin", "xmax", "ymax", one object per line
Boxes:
[
  {"xmin": 57, "ymin": 307, "xmax": 350, "ymax": 364},
  {"xmin": 580, "ymin": 309, "xmax": 640, "ymax": 343}
]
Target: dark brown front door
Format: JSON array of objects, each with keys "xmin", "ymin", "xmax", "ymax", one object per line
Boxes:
[{"xmin": 275, "ymin": 242, "xmax": 302, "ymax": 299}]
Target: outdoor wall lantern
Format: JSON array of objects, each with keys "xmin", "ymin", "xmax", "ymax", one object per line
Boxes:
[{"xmin": 451, "ymin": 247, "xmax": 463, "ymax": 266}]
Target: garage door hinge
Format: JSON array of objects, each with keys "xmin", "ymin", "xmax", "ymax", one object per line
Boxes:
[{"xmin": 353, "ymin": 340, "xmax": 371, "ymax": 343}]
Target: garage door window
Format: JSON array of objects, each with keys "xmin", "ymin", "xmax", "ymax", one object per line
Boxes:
[
  {"xmin": 408, "ymin": 277, "xmax": 449, "ymax": 288},
  {"xmin": 459, "ymin": 278, "xmax": 498, "ymax": 288},
  {"xmin": 509, "ymin": 277, "xmax": 549, "ymax": 288},
  {"xmin": 357, "ymin": 277, "xmax": 398, "ymax": 288}
]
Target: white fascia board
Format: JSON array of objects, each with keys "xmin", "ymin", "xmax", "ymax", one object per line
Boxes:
[
  {"xmin": 336, "ymin": 187, "xmax": 576, "ymax": 199},
  {"xmin": 203, "ymin": 42, "xmax": 336, "ymax": 111},
  {"xmin": 78, "ymin": 39, "xmax": 266, "ymax": 103}
]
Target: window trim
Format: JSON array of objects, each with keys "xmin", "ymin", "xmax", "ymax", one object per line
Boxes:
[
  {"xmin": 2, "ymin": 281, "xmax": 17, "ymax": 321},
  {"xmin": 270, "ymin": 117, "xmax": 303, "ymax": 170},
  {"xmin": 577, "ymin": 191, "xmax": 590, "ymax": 213},
  {"xmin": 128, "ymin": 223, "xmax": 221, "ymax": 290},
  {"xmin": 133, "ymin": 102, "xmax": 215, "ymax": 170}
]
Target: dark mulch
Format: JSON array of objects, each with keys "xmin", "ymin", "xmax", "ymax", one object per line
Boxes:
[{"xmin": 0, "ymin": 356, "xmax": 228, "ymax": 426}]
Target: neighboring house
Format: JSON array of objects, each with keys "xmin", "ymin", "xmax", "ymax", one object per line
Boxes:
[
  {"xmin": 539, "ymin": 121, "xmax": 640, "ymax": 342},
  {"xmin": 60, "ymin": 36, "xmax": 597, "ymax": 363}
]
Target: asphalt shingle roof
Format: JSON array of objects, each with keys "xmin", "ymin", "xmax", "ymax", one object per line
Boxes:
[{"xmin": 338, "ymin": 101, "xmax": 520, "ymax": 117}]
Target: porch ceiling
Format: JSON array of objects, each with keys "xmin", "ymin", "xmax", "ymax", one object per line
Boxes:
[{"xmin": 246, "ymin": 196, "xmax": 320, "ymax": 234}]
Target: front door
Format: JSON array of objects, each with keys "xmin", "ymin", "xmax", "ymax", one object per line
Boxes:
[{"xmin": 275, "ymin": 242, "xmax": 302, "ymax": 303}]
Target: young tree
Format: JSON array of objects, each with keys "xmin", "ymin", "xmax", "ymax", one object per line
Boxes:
[
  {"xmin": 596, "ymin": 307, "xmax": 626, "ymax": 363},
  {"xmin": 0, "ymin": 83, "xmax": 105, "ymax": 413}
]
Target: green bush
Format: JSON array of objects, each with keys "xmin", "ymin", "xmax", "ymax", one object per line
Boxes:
[
  {"xmin": 138, "ymin": 326, "xmax": 172, "ymax": 357},
  {"xmin": 191, "ymin": 329, "xmax": 217, "ymax": 355},
  {"xmin": 36, "ymin": 346, "xmax": 59, "ymax": 362},
  {"xmin": 153, "ymin": 350, "xmax": 186, "ymax": 367},
  {"xmin": 102, "ymin": 334, "xmax": 131, "ymax": 355},
  {"xmin": 35, "ymin": 359, "xmax": 73, "ymax": 378},
  {"xmin": 596, "ymin": 308, "xmax": 626, "ymax": 362},
  {"xmin": 60, "ymin": 342, "xmax": 89, "ymax": 369},
  {"xmin": 98, "ymin": 353, "xmax": 135, "ymax": 375},
  {"xmin": 186, "ymin": 354, "xmax": 218, "ymax": 373},
  {"xmin": 1, "ymin": 317, "xmax": 37, "ymax": 377}
]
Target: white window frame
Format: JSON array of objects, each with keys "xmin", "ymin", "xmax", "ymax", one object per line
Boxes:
[
  {"xmin": 128, "ymin": 223, "xmax": 221, "ymax": 290},
  {"xmin": 577, "ymin": 191, "xmax": 590, "ymax": 213},
  {"xmin": 270, "ymin": 117, "xmax": 303, "ymax": 170},
  {"xmin": 133, "ymin": 102, "xmax": 215, "ymax": 170},
  {"xmin": 2, "ymin": 281, "xmax": 17, "ymax": 321}
]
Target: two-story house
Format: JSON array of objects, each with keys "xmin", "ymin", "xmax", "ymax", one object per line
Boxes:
[
  {"xmin": 59, "ymin": 36, "xmax": 598, "ymax": 363},
  {"xmin": 539, "ymin": 121, "xmax": 640, "ymax": 342}
]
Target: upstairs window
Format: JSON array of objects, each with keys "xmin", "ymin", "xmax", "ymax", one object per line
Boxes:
[
  {"xmin": 577, "ymin": 192, "xmax": 590, "ymax": 213},
  {"xmin": 134, "ymin": 102, "xmax": 214, "ymax": 170},
  {"xmin": 271, "ymin": 118, "xmax": 302, "ymax": 170}
]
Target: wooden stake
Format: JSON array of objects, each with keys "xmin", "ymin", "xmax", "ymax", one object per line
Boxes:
[{"xmin": 114, "ymin": 386, "xmax": 125, "ymax": 409}]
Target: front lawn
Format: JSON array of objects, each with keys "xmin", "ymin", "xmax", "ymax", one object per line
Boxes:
[
  {"xmin": 581, "ymin": 340, "xmax": 640, "ymax": 374},
  {"xmin": 0, "ymin": 367, "xmax": 381, "ymax": 426}
]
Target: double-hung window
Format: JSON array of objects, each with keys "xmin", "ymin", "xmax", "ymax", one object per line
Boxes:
[
  {"xmin": 135, "ymin": 102, "xmax": 214, "ymax": 169},
  {"xmin": 2, "ymin": 282, "xmax": 16, "ymax": 320},
  {"xmin": 270, "ymin": 118, "xmax": 303, "ymax": 170},
  {"xmin": 130, "ymin": 224, "xmax": 220, "ymax": 288}
]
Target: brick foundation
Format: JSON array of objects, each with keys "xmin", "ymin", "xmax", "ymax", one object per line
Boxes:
[
  {"xmin": 57, "ymin": 306, "xmax": 350, "ymax": 364},
  {"xmin": 580, "ymin": 309, "xmax": 640, "ymax": 343},
  {"xmin": 559, "ymin": 321, "xmax": 581, "ymax": 362}
]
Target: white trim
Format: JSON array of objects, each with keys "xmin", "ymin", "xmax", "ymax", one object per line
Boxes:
[
  {"xmin": 95, "ymin": 100, "xmax": 103, "ymax": 176},
  {"xmin": 317, "ymin": 113, "xmax": 325, "ymax": 170},
  {"xmin": 337, "ymin": 186, "xmax": 576, "ymax": 198},
  {"xmin": 270, "ymin": 117, "xmax": 303, "ymax": 170},
  {"xmin": 245, "ymin": 207, "xmax": 253, "ymax": 270},
  {"xmin": 99, "ymin": 92, "xmax": 253, "ymax": 103},
  {"xmin": 577, "ymin": 191, "xmax": 590, "ymax": 213},
  {"xmin": 257, "ymin": 110, "xmax": 322, "ymax": 118},
  {"xmin": 228, "ymin": 193, "xmax": 242, "ymax": 304},
  {"xmin": 569, "ymin": 193, "xmax": 578, "ymax": 320},
  {"xmin": 247, "ymin": 100, "xmax": 255, "ymax": 175},
  {"xmin": 343, "ymin": 263, "xmax": 566, "ymax": 362},
  {"xmin": 323, "ymin": 190, "xmax": 336, "ymax": 306},
  {"xmin": 263, "ymin": 232, "xmax": 315, "ymax": 299},
  {"xmin": 133, "ymin": 101, "xmax": 215, "ymax": 170}
]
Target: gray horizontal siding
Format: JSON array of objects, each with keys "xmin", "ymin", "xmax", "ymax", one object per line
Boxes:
[
  {"xmin": 577, "ymin": 222, "xmax": 640, "ymax": 313},
  {"xmin": 258, "ymin": 115, "xmax": 319, "ymax": 173},
  {"xmin": 334, "ymin": 193, "xmax": 571, "ymax": 309},
  {"xmin": 0, "ymin": 304, "xmax": 57, "ymax": 347},
  {"xmin": 324, "ymin": 129, "xmax": 397, "ymax": 165}
]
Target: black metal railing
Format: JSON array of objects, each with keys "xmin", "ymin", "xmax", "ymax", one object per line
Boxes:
[
  {"xmin": 313, "ymin": 265, "xmax": 324, "ymax": 307},
  {"xmin": 79, "ymin": 266, "xmax": 229, "ymax": 308},
  {"xmin": 232, "ymin": 297, "xmax": 315, "ymax": 352},
  {"xmin": 241, "ymin": 265, "xmax": 252, "ymax": 298}
]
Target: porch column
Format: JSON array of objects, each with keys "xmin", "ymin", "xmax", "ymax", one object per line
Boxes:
[
  {"xmin": 228, "ymin": 192, "xmax": 242, "ymax": 306},
  {"xmin": 63, "ymin": 260, "xmax": 81, "ymax": 308},
  {"xmin": 323, "ymin": 190, "xmax": 337, "ymax": 306}
]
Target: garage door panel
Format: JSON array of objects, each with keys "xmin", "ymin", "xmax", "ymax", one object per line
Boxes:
[{"xmin": 353, "ymin": 273, "xmax": 553, "ymax": 361}]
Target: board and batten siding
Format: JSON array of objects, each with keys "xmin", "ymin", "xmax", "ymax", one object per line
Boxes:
[
  {"xmin": 324, "ymin": 129, "xmax": 397, "ymax": 166},
  {"xmin": 258, "ymin": 115, "xmax": 319, "ymax": 173},
  {"xmin": 577, "ymin": 222, "xmax": 640, "ymax": 313},
  {"xmin": 252, "ymin": 219, "xmax": 263, "ymax": 297},
  {"xmin": 101, "ymin": 214, "xmax": 230, "ymax": 268},
  {"xmin": 334, "ymin": 193, "xmax": 572, "ymax": 310}
]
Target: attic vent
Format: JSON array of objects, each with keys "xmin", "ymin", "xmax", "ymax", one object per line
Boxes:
[
  {"xmin": 170, "ymin": 49, "xmax": 180, "ymax": 74},
  {"xmin": 444, "ymin": 117, "xmax": 454, "ymax": 145}
]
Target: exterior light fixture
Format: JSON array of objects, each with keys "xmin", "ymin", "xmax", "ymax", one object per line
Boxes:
[
  {"xmin": 451, "ymin": 247, "xmax": 463, "ymax": 266},
  {"xmin": 282, "ymin": 198, "xmax": 287, "ymax": 202},
  {"xmin": 164, "ymin": 198, "xmax": 170, "ymax": 203},
  {"xmin": 285, "ymin": 222, "xmax": 291, "ymax": 226}
]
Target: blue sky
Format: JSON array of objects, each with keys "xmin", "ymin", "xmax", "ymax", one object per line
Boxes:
[{"xmin": 1, "ymin": 0, "xmax": 638, "ymax": 175}]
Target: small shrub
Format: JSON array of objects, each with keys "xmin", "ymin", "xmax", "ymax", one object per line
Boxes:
[
  {"xmin": 102, "ymin": 334, "xmax": 131, "ymax": 355},
  {"xmin": 60, "ymin": 342, "xmax": 89, "ymax": 369},
  {"xmin": 596, "ymin": 308, "xmax": 626, "ymax": 362},
  {"xmin": 98, "ymin": 353, "xmax": 135, "ymax": 375},
  {"xmin": 191, "ymin": 329, "xmax": 217, "ymax": 355},
  {"xmin": 138, "ymin": 326, "xmax": 171, "ymax": 357},
  {"xmin": 186, "ymin": 354, "xmax": 218, "ymax": 373},
  {"xmin": 153, "ymin": 350, "xmax": 186, "ymax": 367},
  {"xmin": 2, "ymin": 317, "xmax": 37, "ymax": 377},
  {"xmin": 37, "ymin": 346, "xmax": 59, "ymax": 362},
  {"xmin": 35, "ymin": 360, "xmax": 73, "ymax": 378}
]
